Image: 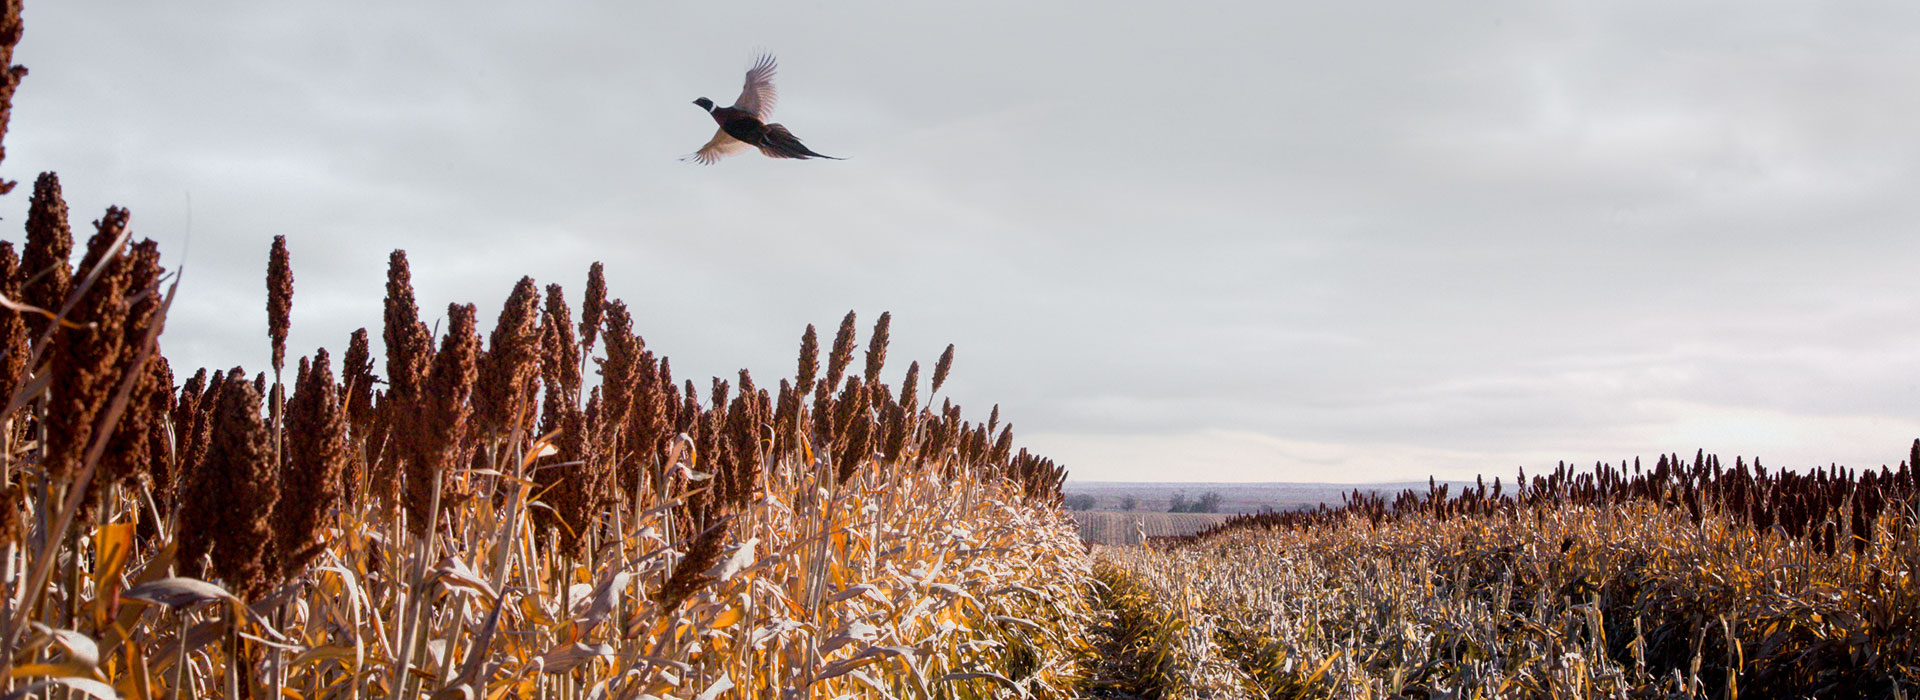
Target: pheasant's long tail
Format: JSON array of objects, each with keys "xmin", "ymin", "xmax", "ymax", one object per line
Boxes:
[{"xmin": 758, "ymin": 123, "xmax": 843, "ymax": 160}]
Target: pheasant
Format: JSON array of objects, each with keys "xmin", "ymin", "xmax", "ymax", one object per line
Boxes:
[{"xmin": 684, "ymin": 54, "xmax": 841, "ymax": 165}]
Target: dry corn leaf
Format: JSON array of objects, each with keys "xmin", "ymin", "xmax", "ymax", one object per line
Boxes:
[
  {"xmin": 112, "ymin": 632, "xmax": 154, "ymax": 700},
  {"xmin": 539, "ymin": 642, "xmax": 614, "ymax": 674},
  {"xmin": 691, "ymin": 673, "xmax": 733, "ymax": 700},
  {"xmin": 90, "ymin": 523, "xmax": 135, "ymax": 591},
  {"xmin": 990, "ymin": 615, "xmax": 1049, "ymax": 637},
  {"xmin": 574, "ymin": 569, "xmax": 631, "ymax": 633},
  {"xmin": 28, "ymin": 624, "xmax": 101, "ymax": 670},
  {"xmin": 813, "ymin": 655, "xmax": 882, "ymax": 682},
  {"xmin": 290, "ymin": 645, "xmax": 358, "ymax": 669},
  {"xmin": 819, "ymin": 622, "xmax": 879, "ymax": 656},
  {"xmin": 119, "ymin": 577, "xmax": 233, "ymax": 609},
  {"xmin": 8, "ymin": 663, "xmax": 96, "ymax": 681},
  {"xmin": 844, "ymin": 668, "xmax": 900, "ymax": 700},
  {"xmin": 0, "ymin": 677, "xmax": 118, "ymax": 700},
  {"xmin": 565, "ymin": 583, "xmax": 594, "ymax": 617},
  {"xmin": 705, "ymin": 538, "xmax": 758, "ymax": 583},
  {"xmin": 827, "ymin": 584, "xmax": 874, "ymax": 604},
  {"xmin": 431, "ymin": 556, "xmax": 497, "ymax": 599},
  {"xmin": 711, "ymin": 604, "xmax": 745, "ymax": 630},
  {"xmin": 749, "ymin": 618, "xmax": 805, "ymax": 646}
]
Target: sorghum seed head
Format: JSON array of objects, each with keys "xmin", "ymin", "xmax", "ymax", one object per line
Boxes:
[
  {"xmin": 0, "ymin": 241, "xmax": 27, "ymax": 398},
  {"xmin": 21, "ymin": 172, "xmax": 74, "ymax": 335},
  {"xmin": 475, "ymin": 277, "xmax": 542, "ymax": 436},
  {"xmin": 795, "ymin": 324, "xmax": 818, "ymax": 396},
  {"xmin": 342, "ymin": 328, "xmax": 378, "ymax": 433},
  {"xmin": 580, "ymin": 261, "xmax": 607, "ymax": 353},
  {"xmin": 899, "ymin": 361, "xmax": 920, "ymax": 412},
  {"xmin": 824, "ymin": 310, "xmax": 857, "ymax": 392},
  {"xmin": 279, "ymin": 348, "xmax": 348, "ymax": 577},
  {"xmin": 931, "ymin": 344, "xmax": 955, "ymax": 395},
  {"xmin": 862, "ymin": 311, "xmax": 890, "ymax": 385},
  {"xmin": 266, "ymin": 236, "xmax": 293, "ymax": 373}
]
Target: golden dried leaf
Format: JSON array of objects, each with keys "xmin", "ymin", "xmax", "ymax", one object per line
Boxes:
[{"xmin": 0, "ymin": 677, "xmax": 118, "ymax": 700}]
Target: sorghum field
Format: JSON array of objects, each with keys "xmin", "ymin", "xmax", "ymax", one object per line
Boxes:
[
  {"xmin": 0, "ymin": 5, "xmax": 1093, "ymax": 697},
  {"xmin": 1090, "ymin": 458, "xmax": 1920, "ymax": 699},
  {"xmin": 4, "ymin": 2, "xmax": 1919, "ymax": 699}
]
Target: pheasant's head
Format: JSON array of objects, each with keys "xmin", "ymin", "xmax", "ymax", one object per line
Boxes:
[{"xmin": 692, "ymin": 97, "xmax": 715, "ymax": 112}]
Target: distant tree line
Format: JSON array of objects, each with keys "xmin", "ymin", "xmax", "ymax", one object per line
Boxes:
[
  {"xmin": 1061, "ymin": 491, "xmax": 1225, "ymax": 513},
  {"xmin": 1168, "ymin": 491, "xmax": 1223, "ymax": 513}
]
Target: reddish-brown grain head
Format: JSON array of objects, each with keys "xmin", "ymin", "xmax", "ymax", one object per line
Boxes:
[
  {"xmin": 899, "ymin": 361, "xmax": 920, "ymax": 413},
  {"xmin": 341, "ymin": 328, "xmax": 377, "ymax": 432},
  {"xmin": 579, "ymin": 261, "xmax": 607, "ymax": 353},
  {"xmin": 825, "ymin": 310, "xmax": 857, "ymax": 393},
  {"xmin": 475, "ymin": 277, "xmax": 542, "ymax": 436},
  {"xmin": 0, "ymin": 241, "xmax": 26, "ymax": 399},
  {"xmin": 654, "ymin": 517, "xmax": 731, "ymax": 613},
  {"xmin": 178, "ymin": 369, "xmax": 279, "ymax": 599},
  {"xmin": 20, "ymin": 172, "xmax": 73, "ymax": 336},
  {"xmin": 597, "ymin": 300, "xmax": 641, "ymax": 433},
  {"xmin": 266, "ymin": 236, "xmax": 293, "ymax": 373},
  {"xmin": 862, "ymin": 311, "xmax": 890, "ymax": 385},
  {"xmin": 43, "ymin": 209, "xmax": 134, "ymax": 483},
  {"xmin": 279, "ymin": 348, "xmax": 349, "ymax": 577},
  {"xmin": 406, "ymin": 303, "xmax": 480, "ymax": 534},
  {"xmin": 0, "ymin": 0, "xmax": 21, "ymax": 195},
  {"xmin": 97, "ymin": 240, "xmax": 167, "ymax": 490},
  {"xmin": 795, "ymin": 324, "xmax": 819, "ymax": 397},
  {"xmin": 382, "ymin": 250, "xmax": 431, "ymax": 403},
  {"xmin": 537, "ymin": 283, "xmax": 580, "ymax": 436},
  {"xmin": 931, "ymin": 344, "xmax": 955, "ymax": 396}
]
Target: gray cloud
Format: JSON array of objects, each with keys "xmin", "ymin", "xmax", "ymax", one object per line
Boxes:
[{"xmin": 5, "ymin": 0, "xmax": 1919, "ymax": 481}]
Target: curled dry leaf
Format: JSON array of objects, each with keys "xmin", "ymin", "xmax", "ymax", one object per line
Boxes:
[
  {"xmin": 574, "ymin": 569, "xmax": 631, "ymax": 632},
  {"xmin": 430, "ymin": 556, "xmax": 496, "ymax": 599},
  {"xmin": 539, "ymin": 642, "xmax": 614, "ymax": 674},
  {"xmin": 119, "ymin": 577, "xmax": 234, "ymax": 609},
  {"xmin": 819, "ymin": 621, "xmax": 879, "ymax": 656},
  {"xmin": 27, "ymin": 623, "xmax": 100, "ymax": 670},
  {"xmin": 748, "ymin": 618, "xmax": 805, "ymax": 647},
  {"xmin": 705, "ymin": 537, "xmax": 758, "ymax": 583},
  {"xmin": 826, "ymin": 583, "xmax": 875, "ymax": 604},
  {"xmin": 691, "ymin": 673, "xmax": 733, "ymax": 700},
  {"xmin": 926, "ymin": 582, "xmax": 972, "ymax": 601}
]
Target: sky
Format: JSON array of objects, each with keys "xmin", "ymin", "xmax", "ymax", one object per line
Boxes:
[{"xmin": 4, "ymin": 1, "xmax": 1919, "ymax": 482}]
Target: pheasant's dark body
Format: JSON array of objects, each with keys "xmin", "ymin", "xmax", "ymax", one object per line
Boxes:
[
  {"xmin": 710, "ymin": 107, "xmax": 758, "ymax": 138},
  {"xmin": 684, "ymin": 54, "xmax": 840, "ymax": 165}
]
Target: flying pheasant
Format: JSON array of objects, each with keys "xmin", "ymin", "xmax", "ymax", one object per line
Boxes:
[{"xmin": 684, "ymin": 54, "xmax": 841, "ymax": 165}]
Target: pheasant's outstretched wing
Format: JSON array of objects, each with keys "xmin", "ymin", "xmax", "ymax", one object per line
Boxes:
[
  {"xmin": 732, "ymin": 53, "xmax": 778, "ymax": 120},
  {"xmin": 683, "ymin": 128, "xmax": 752, "ymax": 165}
]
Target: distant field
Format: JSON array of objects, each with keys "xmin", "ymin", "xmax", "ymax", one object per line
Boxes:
[
  {"xmin": 1070, "ymin": 511, "xmax": 1235, "ymax": 545},
  {"xmin": 1063, "ymin": 480, "xmax": 1464, "ymax": 514}
]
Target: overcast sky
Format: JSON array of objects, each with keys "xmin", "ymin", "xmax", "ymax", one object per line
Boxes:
[{"xmin": 4, "ymin": 1, "xmax": 1918, "ymax": 482}]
